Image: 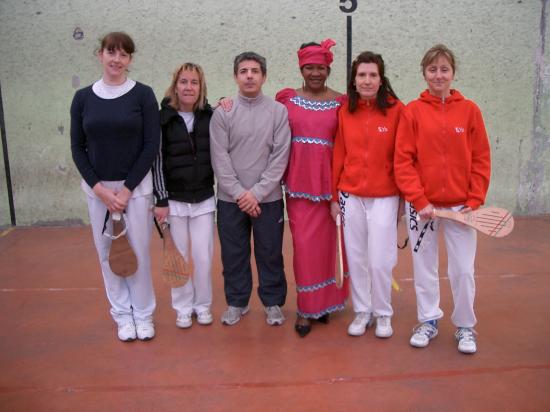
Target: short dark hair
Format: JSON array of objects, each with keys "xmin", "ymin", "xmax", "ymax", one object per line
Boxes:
[
  {"xmin": 348, "ymin": 51, "xmax": 398, "ymax": 115},
  {"xmin": 233, "ymin": 52, "xmax": 267, "ymax": 75},
  {"xmin": 98, "ymin": 31, "xmax": 135, "ymax": 55}
]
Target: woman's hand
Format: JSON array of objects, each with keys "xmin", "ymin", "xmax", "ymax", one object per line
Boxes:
[
  {"xmin": 154, "ymin": 206, "xmax": 169, "ymax": 223},
  {"xmin": 113, "ymin": 186, "xmax": 132, "ymax": 212},
  {"xmin": 92, "ymin": 183, "xmax": 119, "ymax": 213},
  {"xmin": 460, "ymin": 206, "xmax": 473, "ymax": 214},
  {"xmin": 397, "ymin": 197, "xmax": 406, "ymax": 224},
  {"xmin": 330, "ymin": 202, "xmax": 341, "ymax": 222},
  {"xmin": 218, "ymin": 97, "xmax": 233, "ymax": 112},
  {"xmin": 418, "ymin": 204, "xmax": 435, "ymax": 220}
]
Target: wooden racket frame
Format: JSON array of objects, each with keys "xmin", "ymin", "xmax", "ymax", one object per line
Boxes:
[
  {"xmin": 160, "ymin": 222, "xmax": 193, "ymax": 288},
  {"xmin": 433, "ymin": 207, "xmax": 514, "ymax": 238},
  {"xmin": 108, "ymin": 212, "xmax": 138, "ymax": 277},
  {"xmin": 335, "ymin": 214, "xmax": 344, "ymax": 289}
]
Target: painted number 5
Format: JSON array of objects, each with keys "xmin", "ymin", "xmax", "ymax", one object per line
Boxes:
[{"xmin": 339, "ymin": 0, "xmax": 357, "ymax": 13}]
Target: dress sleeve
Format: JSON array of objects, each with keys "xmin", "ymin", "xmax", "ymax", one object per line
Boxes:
[
  {"xmin": 152, "ymin": 130, "xmax": 169, "ymax": 207},
  {"xmin": 336, "ymin": 94, "xmax": 348, "ymax": 105},
  {"xmin": 250, "ymin": 104, "xmax": 291, "ymax": 202},
  {"xmin": 124, "ymin": 85, "xmax": 160, "ymax": 191},
  {"xmin": 70, "ymin": 90, "xmax": 100, "ymax": 188},
  {"xmin": 331, "ymin": 106, "xmax": 347, "ymax": 201},
  {"xmin": 465, "ymin": 103, "xmax": 491, "ymax": 210},
  {"xmin": 209, "ymin": 107, "xmax": 246, "ymax": 200},
  {"xmin": 275, "ymin": 88, "xmax": 295, "ymax": 105},
  {"xmin": 394, "ymin": 105, "xmax": 430, "ymax": 211}
]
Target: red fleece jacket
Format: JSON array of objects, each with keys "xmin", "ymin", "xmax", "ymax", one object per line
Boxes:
[
  {"xmin": 332, "ymin": 98, "xmax": 404, "ymax": 200},
  {"xmin": 394, "ymin": 89, "xmax": 491, "ymax": 211}
]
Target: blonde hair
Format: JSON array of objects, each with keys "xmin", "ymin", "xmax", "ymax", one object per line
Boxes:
[
  {"xmin": 165, "ymin": 63, "xmax": 207, "ymax": 111},
  {"xmin": 421, "ymin": 44, "xmax": 456, "ymax": 75}
]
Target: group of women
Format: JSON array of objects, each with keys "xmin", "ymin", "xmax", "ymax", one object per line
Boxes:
[{"xmin": 71, "ymin": 31, "xmax": 490, "ymax": 355}]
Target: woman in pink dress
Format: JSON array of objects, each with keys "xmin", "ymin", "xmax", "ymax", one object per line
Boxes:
[{"xmin": 275, "ymin": 39, "xmax": 349, "ymax": 337}]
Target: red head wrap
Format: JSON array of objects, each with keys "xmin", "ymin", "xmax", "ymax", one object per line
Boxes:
[{"xmin": 297, "ymin": 38, "xmax": 336, "ymax": 68}]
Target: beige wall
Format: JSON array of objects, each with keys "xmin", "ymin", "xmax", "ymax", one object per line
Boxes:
[{"xmin": 0, "ymin": 0, "xmax": 548, "ymax": 226}]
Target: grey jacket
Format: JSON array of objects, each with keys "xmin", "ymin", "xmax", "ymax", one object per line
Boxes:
[{"xmin": 209, "ymin": 93, "xmax": 291, "ymax": 203}]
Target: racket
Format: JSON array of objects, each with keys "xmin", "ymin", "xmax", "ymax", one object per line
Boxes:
[
  {"xmin": 335, "ymin": 214, "xmax": 344, "ymax": 289},
  {"xmin": 391, "ymin": 278, "xmax": 401, "ymax": 292},
  {"xmin": 161, "ymin": 223, "xmax": 193, "ymax": 288},
  {"xmin": 433, "ymin": 207, "xmax": 514, "ymax": 238},
  {"xmin": 106, "ymin": 212, "xmax": 138, "ymax": 277}
]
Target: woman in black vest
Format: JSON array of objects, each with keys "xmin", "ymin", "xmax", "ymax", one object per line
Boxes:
[{"xmin": 152, "ymin": 63, "xmax": 215, "ymax": 329}]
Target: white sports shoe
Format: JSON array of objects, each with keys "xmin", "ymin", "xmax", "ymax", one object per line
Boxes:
[
  {"xmin": 196, "ymin": 310, "xmax": 214, "ymax": 325},
  {"xmin": 410, "ymin": 321, "xmax": 438, "ymax": 348},
  {"xmin": 265, "ymin": 305, "xmax": 285, "ymax": 326},
  {"xmin": 117, "ymin": 320, "xmax": 137, "ymax": 342},
  {"xmin": 221, "ymin": 305, "xmax": 250, "ymax": 325},
  {"xmin": 375, "ymin": 316, "xmax": 393, "ymax": 338},
  {"xmin": 347, "ymin": 312, "xmax": 373, "ymax": 336},
  {"xmin": 455, "ymin": 327, "xmax": 477, "ymax": 354},
  {"xmin": 176, "ymin": 313, "xmax": 193, "ymax": 329},
  {"xmin": 135, "ymin": 319, "xmax": 155, "ymax": 341}
]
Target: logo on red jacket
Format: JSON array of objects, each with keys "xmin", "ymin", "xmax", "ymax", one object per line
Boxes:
[
  {"xmin": 378, "ymin": 126, "xmax": 389, "ymax": 132},
  {"xmin": 455, "ymin": 127, "xmax": 465, "ymax": 133}
]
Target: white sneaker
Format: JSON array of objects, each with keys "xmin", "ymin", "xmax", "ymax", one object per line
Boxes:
[
  {"xmin": 455, "ymin": 327, "xmax": 477, "ymax": 354},
  {"xmin": 347, "ymin": 312, "xmax": 373, "ymax": 336},
  {"xmin": 221, "ymin": 305, "xmax": 250, "ymax": 326},
  {"xmin": 117, "ymin": 320, "xmax": 137, "ymax": 342},
  {"xmin": 176, "ymin": 313, "xmax": 193, "ymax": 329},
  {"xmin": 135, "ymin": 319, "xmax": 155, "ymax": 341},
  {"xmin": 196, "ymin": 310, "xmax": 213, "ymax": 325},
  {"xmin": 375, "ymin": 316, "xmax": 393, "ymax": 338},
  {"xmin": 265, "ymin": 305, "xmax": 285, "ymax": 326},
  {"xmin": 410, "ymin": 320, "xmax": 438, "ymax": 348}
]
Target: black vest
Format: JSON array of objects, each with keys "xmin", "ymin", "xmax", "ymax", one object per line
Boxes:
[{"xmin": 159, "ymin": 99, "xmax": 214, "ymax": 203}]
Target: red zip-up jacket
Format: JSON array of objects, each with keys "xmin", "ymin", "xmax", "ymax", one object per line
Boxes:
[
  {"xmin": 394, "ymin": 89, "xmax": 491, "ymax": 211},
  {"xmin": 332, "ymin": 98, "xmax": 404, "ymax": 200}
]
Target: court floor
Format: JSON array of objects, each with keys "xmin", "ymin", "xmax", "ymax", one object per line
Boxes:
[{"xmin": 1, "ymin": 216, "xmax": 549, "ymax": 411}]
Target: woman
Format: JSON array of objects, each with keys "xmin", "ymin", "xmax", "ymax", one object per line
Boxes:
[
  {"xmin": 152, "ymin": 63, "xmax": 215, "ymax": 329},
  {"xmin": 70, "ymin": 32, "xmax": 159, "ymax": 342},
  {"xmin": 275, "ymin": 39, "xmax": 349, "ymax": 337},
  {"xmin": 394, "ymin": 44, "xmax": 491, "ymax": 354},
  {"xmin": 331, "ymin": 51, "xmax": 404, "ymax": 339}
]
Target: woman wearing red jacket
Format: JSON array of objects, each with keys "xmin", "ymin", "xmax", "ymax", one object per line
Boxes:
[
  {"xmin": 331, "ymin": 51, "xmax": 403, "ymax": 339},
  {"xmin": 394, "ymin": 44, "xmax": 491, "ymax": 354}
]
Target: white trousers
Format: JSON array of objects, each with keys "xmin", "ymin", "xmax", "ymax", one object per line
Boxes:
[
  {"xmin": 86, "ymin": 192, "xmax": 156, "ymax": 323},
  {"xmin": 169, "ymin": 212, "xmax": 214, "ymax": 316},
  {"xmin": 406, "ymin": 202, "xmax": 477, "ymax": 328},
  {"xmin": 340, "ymin": 193, "xmax": 399, "ymax": 317}
]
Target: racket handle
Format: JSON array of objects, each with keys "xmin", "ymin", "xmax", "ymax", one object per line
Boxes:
[
  {"xmin": 335, "ymin": 213, "xmax": 344, "ymax": 288},
  {"xmin": 391, "ymin": 278, "xmax": 401, "ymax": 292}
]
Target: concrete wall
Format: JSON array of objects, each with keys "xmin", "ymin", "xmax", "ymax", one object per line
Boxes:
[{"xmin": 0, "ymin": 0, "xmax": 548, "ymax": 226}]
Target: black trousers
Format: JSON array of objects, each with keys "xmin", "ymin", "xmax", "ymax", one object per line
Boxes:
[{"xmin": 217, "ymin": 199, "xmax": 287, "ymax": 308}]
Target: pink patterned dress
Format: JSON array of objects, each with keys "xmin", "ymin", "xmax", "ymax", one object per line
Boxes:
[{"xmin": 275, "ymin": 88, "xmax": 349, "ymax": 318}]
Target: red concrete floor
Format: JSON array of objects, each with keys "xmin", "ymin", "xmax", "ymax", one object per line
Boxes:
[{"xmin": 0, "ymin": 216, "xmax": 549, "ymax": 411}]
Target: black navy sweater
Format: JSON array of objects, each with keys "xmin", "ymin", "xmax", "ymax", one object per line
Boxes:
[
  {"xmin": 152, "ymin": 98, "xmax": 214, "ymax": 207},
  {"xmin": 70, "ymin": 82, "xmax": 160, "ymax": 191}
]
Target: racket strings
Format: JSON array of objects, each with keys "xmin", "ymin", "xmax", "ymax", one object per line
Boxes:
[
  {"xmin": 475, "ymin": 212, "xmax": 513, "ymax": 236},
  {"xmin": 162, "ymin": 238, "xmax": 193, "ymax": 287}
]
